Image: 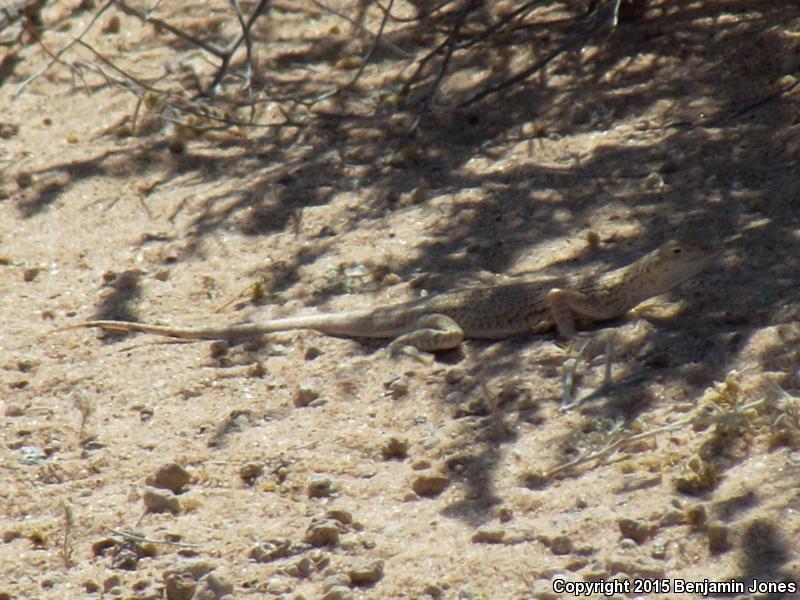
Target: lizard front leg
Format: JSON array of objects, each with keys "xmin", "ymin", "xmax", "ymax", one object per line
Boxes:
[
  {"xmin": 547, "ymin": 288, "xmax": 589, "ymax": 338},
  {"xmin": 387, "ymin": 314, "xmax": 464, "ymax": 362}
]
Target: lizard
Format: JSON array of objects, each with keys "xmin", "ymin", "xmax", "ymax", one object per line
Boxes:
[{"xmin": 59, "ymin": 239, "xmax": 718, "ymax": 355}]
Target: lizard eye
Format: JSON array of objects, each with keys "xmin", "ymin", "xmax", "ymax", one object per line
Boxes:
[{"xmin": 672, "ymin": 247, "xmax": 683, "ymax": 255}]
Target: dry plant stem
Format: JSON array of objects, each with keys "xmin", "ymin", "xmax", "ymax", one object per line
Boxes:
[
  {"xmin": 545, "ymin": 396, "xmax": 768, "ymax": 479},
  {"xmin": 409, "ymin": 0, "xmax": 479, "ymax": 132},
  {"xmin": 113, "ymin": 0, "xmax": 226, "ymax": 58},
  {"xmin": 561, "ymin": 338, "xmax": 591, "ymax": 407},
  {"xmin": 313, "ymin": 0, "xmax": 397, "ymax": 104},
  {"xmin": 61, "ymin": 501, "xmax": 75, "ymax": 569},
  {"xmin": 105, "ymin": 528, "xmax": 203, "ymax": 548},
  {"xmin": 73, "ymin": 37, "xmax": 154, "ymax": 91},
  {"xmin": 14, "ymin": 0, "xmax": 114, "ymax": 97},
  {"xmin": 374, "ymin": 0, "xmax": 458, "ymax": 24},
  {"xmin": 24, "ymin": 21, "xmax": 92, "ymax": 93},
  {"xmin": 603, "ymin": 333, "xmax": 614, "ymax": 386},
  {"xmin": 458, "ymin": 0, "xmax": 546, "ymax": 50},
  {"xmin": 458, "ymin": 0, "xmax": 621, "ymax": 108},
  {"xmin": 205, "ymin": 0, "xmax": 272, "ymax": 95},
  {"xmin": 311, "ymin": 0, "xmax": 409, "ymax": 58}
]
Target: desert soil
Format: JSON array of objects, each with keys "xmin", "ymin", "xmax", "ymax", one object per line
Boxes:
[{"xmin": 1, "ymin": 1, "xmax": 800, "ymax": 599}]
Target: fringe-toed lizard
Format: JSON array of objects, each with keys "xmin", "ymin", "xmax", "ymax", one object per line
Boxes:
[{"xmin": 60, "ymin": 240, "xmax": 717, "ymax": 355}]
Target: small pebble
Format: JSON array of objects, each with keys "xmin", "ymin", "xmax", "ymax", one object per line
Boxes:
[
  {"xmin": 19, "ymin": 446, "xmax": 47, "ymax": 466},
  {"xmin": 411, "ymin": 473, "xmax": 449, "ymax": 497},
  {"xmin": 384, "ymin": 376, "xmax": 409, "ymax": 399},
  {"xmin": 348, "ymin": 559, "xmax": 384, "ymax": 585},
  {"xmin": 111, "ymin": 547, "xmax": 139, "ymax": 570},
  {"xmin": 265, "ymin": 577, "xmax": 290, "ymax": 593},
  {"xmin": 618, "ymin": 518, "xmax": 653, "ymax": 544},
  {"xmin": 5, "ymin": 405, "xmax": 24, "ymax": 417},
  {"xmin": 322, "ymin": 575, "xmax": 350, "ymax": 592},
  {"xmin": 294, "ymin": 387, "xmax": 320, "ymax": 408},
  {"xmin": 471, "ymin": 527, "xmax": 505, "ymax": 544},
  {"xmin": 239, "ymin": 462, "xmax": 263, "ymax": 485},
  {"xmin": 325, "ymin": 509, "xmax": 352, "ymax": 525},
  {"xmin": 282, "ymin": 556, "xmax": 313, "ymax": 578},
  {"xmin": 15, "ymin": 172, "xmax": 32, "ymax": 189},
  {"xmin": 307, "ymin": 475, "xmax": 335, "ymax": 498},
  {"xmin": 208, "ymin": 340, "xmax": 229, "ymax": 358},
  {"xmin": 548, "ymin": 535, "xmax": 573, "ymax": 555},
  {"xmin": 146, "ymin": 463, "xmax": 191, "ymax": 494},
  {"xmin": 103, "ymin": 575, "xmax": 122, "ymax": 593},
  {"xmin": 320, "ymin": 585, "xmax": 353, "ymax": 600},
  {"xmin": 142, "ymin": 486, "xmax": 181, "ymax": 514},
  {"xmin": 707, "ymin": 523, "xmax": 732, "ymax": 553},
  {"xmin": 102, "ymin": 14, "xmax": 120, "ymax": 34},
  {"xmin": 304, "ymin": 520, "xmax": 340, "ymax": 547},
  {"xmin": 497, "ymin": 507, "xmax": 513, "ymax": 523},
  {"xmin": 381, "ymin": 436, "xmax": 408, "ymax": 460}
]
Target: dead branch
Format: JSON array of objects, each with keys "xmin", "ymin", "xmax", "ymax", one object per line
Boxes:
[
  {"xmin": 408, "ymin": 0, "xmax": 480, "ymax": 132},
  {"xmin": 14, "ymin": 0, "xmax": 113, "ymax": 97},
  {"xmin": 458, "ymin": 0, "xmax": 621, "ymax": 108},
  {"xmin": 313, "ymin": 0, "xmax": 397, "ymax": 104}
]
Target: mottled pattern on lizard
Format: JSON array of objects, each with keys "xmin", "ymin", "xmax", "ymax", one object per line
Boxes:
[{"xmin": 60, "ymin": 240, "xmax": 718, "ymax": 354}]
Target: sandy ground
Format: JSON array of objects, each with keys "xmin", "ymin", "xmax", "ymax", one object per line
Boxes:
[{"xmin": 1, "ymin": 1, "xmax": 800, "ymax": 598}]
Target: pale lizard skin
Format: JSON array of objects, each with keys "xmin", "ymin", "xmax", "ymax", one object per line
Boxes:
[{"xmin": 61, "ymin": 240, "xmax": 717, "ymax": 354}]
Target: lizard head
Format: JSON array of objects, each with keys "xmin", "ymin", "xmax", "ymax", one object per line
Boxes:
[{"xmin": 643, "ymin": 239, "xmax": 719, "ymax": 294}]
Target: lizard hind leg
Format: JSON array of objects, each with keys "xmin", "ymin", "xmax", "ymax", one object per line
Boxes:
[{"xmin": 386, "ymin": 314, "xmax": 465, "ymax": 363}]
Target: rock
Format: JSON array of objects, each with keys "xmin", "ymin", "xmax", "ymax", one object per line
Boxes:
[
  {"xmin": 112, "ymin": 546, "xmax": 140, "ymax": 570},
  {"xmin": 164, "ymin": 559, "xmax": 216, "ymax": 581},
  {"xmin": 659, "ymin": 510, "xmax": 685, "ymax": 527},
  {"xmin": 530, "ymin": 579, "xmax": 559, "ymax": 599},
  {"xmin": 146, "ymin": 463, "xmax": 191, "ymax": 494},
  {"xmin": 239, "ymin": 462, "xmax": 263, "ymax": 485},
  {"xmin": 613, "ymin": 473, "xmax": 662, "ymax": 493},
  {"xmin": 143, "ymin": 486, "xmax": 181, "ymax": 514},
  {"xmin": 305, "ymin": 520, "xmax": 340, "ymax": 547},
  {"xmin": 103, "ymin": 575, "xmax": 122, "ymax": 593},
  {"xmin": 325, "ymin": 509, "xmax": 353, "ymax": 525},
  {"xmin": 320, "ymin": 586, "xmax": 354, "ymax": 600},
  {"xmin": 548, "ymin": 535, "xmax": 573, "ymax": 555},
  {"xmin": 208, "ymin": 340, "xmax": 229, "ymax": 359},
  {"xmin": 282, "ymin": 556, "xmax": 313, "ymax": 578},
  {"xmin": 381, "ymin": 436, "xmax": 409, "ymax": 460},
  {"xmin": 265, "ymin": 577, "xmax": 291, "ymax": 593},
  {"xmin": 163, "ymin": 560, "xmax": 218, "ymax": 600},
  {"xmin": 2, "ymin": 529, "xmax": 20, "ymax": 543},
  {"xmin": 307, "ymin": 475, "xmax": 335, "ymax": 498},
  {"xmin": 686, "ymin": 504, "xmax": 707, "ymax": 531},
  {"xmin": 471, "ymin": 527, "xmax": 505, "ymax": 544},
  {"xmin": 423, "ymin": 584, "xmax": 443, "ymax": 598},
  {"xmin": 707, "ymin": 523, "xmax": 732, "ymax": 553},
  {"xmin": 348, "ymin": 559, "xmax": 384, "ymax": 585},
  {"xmin": 496, "ymin": 507, "xmax": 513, "ymax": 523},
  {"xmin": 249, "ymin": 539, "xmax": 291, "ymax": 563},
  {"xmin": 650, "ymin": 542, "xmax": 668, "ymax": 560},
  {"xmin": 617, "ymin": 518, "xmax": 653, "ymax": 544},
  {"xmin": 411, "ymin": 473, "xmax": 449, "ymax": 497},
  {"xmin": 322, "ymin": 574, "xmax": 350, "ymax": 592},
  {"xmin": 294, "ymin": 387, "xmax": 320, "ymax": 408},
  {"xmin": 384, "ymin": 376, "xmax": 409, "ymax": 399},
  {"xmin": 606, "ymin": 556, "xmax": 665, "ymax": 579},
  {"xmin": 193, "ymin": 572, "xmax": 233, "ymax": 599},
  {"xmin": 19, "ymin": 446, "xmax": 47, "ymax": 466},
  {"xmin": 5, "ymin": 404, "xmax": 24, "ymax": 417},
  {"xmin": 164, "ymin": 571, "xmax": 195, "ymax": 600}
]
